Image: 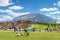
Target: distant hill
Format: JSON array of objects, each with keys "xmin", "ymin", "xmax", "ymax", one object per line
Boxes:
[{"xmin": 13, "ymin": 13, "xmax": 54, "ymax": 23}]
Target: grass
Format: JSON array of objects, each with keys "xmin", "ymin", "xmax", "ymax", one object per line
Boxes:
[
  {"xmin": 31, "ymin": 23, "xmax": 57, "ymax": 30},
  {"xmin": 0, "ymin": 30, "xmax": 60, "ymax": 40},
  {"xmin": 0, "ymin": 23, "xmax": 58, "ymax": 40},
  {"xmin": 31, "ymin": 23, "xmax": 48, "ymax": 30}
]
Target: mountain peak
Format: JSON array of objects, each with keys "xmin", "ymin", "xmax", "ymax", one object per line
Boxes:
[{"xmin": 13, "ymin": 13, "xmax": 54, "ymax": 23}]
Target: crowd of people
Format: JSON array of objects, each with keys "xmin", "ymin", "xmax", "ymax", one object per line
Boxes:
[{"xmin": 13, "ymin": 26, "xmax": 29, "ymax": 37}]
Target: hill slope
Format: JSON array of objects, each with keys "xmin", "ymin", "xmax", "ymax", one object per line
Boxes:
[{"xmin": 13, "ymin": 13, "xmax": 54, "ymax": 23}]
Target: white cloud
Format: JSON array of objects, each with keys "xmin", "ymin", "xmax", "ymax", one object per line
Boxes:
[
  {"xmin": 46, "ymin": 14, "xmax": 60, "ymax": 20},
  {"xmin": 0, "ymin": 18, "xmax": 7, "ymax": 22},
  {"xmin": 0, "ymin": 9, "xmax": 5, "ymax": 12},
  {"xmin": 0, "ymin": 9, "xmax": 30, "ymax": 17},
  {"xmin": 0, "ymin": 0, "xmax": 29, "ymax": 21},
  {"xmin": 0, "ymin": 9, "xmax": 30, "ymax": 21},
  {"xmin": 9, "ymin": 6, "xmax": 24, "ymax": 10},
  {"xmin": 49, "ymin": 11, "xmax": 60, "ymax": 14},
  {"xmin": 0, "ymin": 0, "xmax": 13, "ymax": 6},
  {"xmin": 45, "ymin": 11, "xmax": 60, "ymax": 20},
  {"xmin": 39, "ymin": 1, "xmax": 60, "ymax": 21},
  {"xmin": 53, "ymin": 3, "xmax": 56, "ymax": 6},
  {"xmin": 57, "ymin": 1, "xmax": 60, "ymax": 7},
  {"xmin": 45, "ymin": 14, "xmax": 51, "ymax": 16},
  {"xmin": 53, "ymin": 1, "xmax": 60, "ymax": 7},
  {"xmin": 0, "ymin": 4, "xmax": 29, "ymax": 21},
  {"xmin": 2, "ymin": 15, "xmax": 13, "ymax": 19},
  {"xmin": 40, "ymin": 8, "xmax": 58, "ymax": 12},
  {"xmin": 0, "ymin": 15, "xmax": 13, "ymax": 21},
  {"xmin": 4, "ymin": 9, "xmax": 21, "ymax": 17},
  {"xmin": 17, "ymin": 12, "xmax": 30, "ymax": 16}
]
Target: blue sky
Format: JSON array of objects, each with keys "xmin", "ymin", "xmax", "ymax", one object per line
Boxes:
[{"xmin": 0, "ymin": 0, "xmax": 60, "ymax": 21}]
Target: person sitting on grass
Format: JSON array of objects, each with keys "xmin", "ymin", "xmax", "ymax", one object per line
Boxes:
[
  {"xmin": 16, "ymin": 33, "xmax": 22, "ymax": 37},
  {"xmin": 24, "ymin": 29, "xmax": 29, "ymax": 36}
]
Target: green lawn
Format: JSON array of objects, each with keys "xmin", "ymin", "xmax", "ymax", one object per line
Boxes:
[
  {"xmin": 0, "ymin": 30, "xmax": 60, "ymax": 40},
  {"xmin": 31, "ymin": 23, "xmax": 49, "ymax": 30}
]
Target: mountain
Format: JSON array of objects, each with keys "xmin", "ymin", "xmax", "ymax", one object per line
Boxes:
[{"xmin": 13, "ymin": 13, "xmax": 54, "ymax": 23}]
